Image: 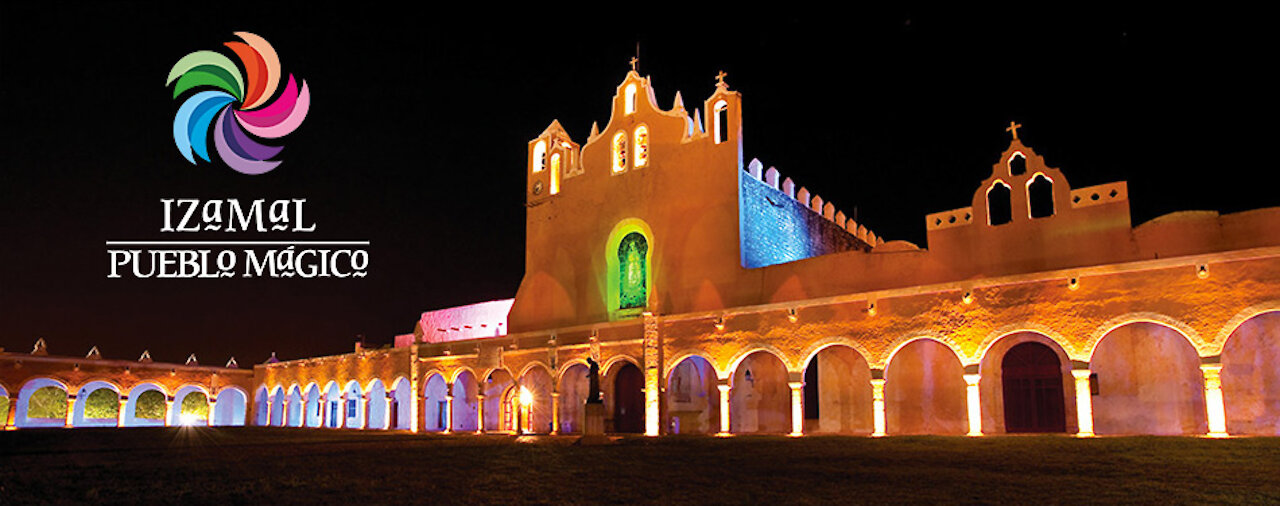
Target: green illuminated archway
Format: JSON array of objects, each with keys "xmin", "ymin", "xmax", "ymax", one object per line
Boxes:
[{"xmin": 605, "ymin": 219, "xmax": 654, "ymax": 320}]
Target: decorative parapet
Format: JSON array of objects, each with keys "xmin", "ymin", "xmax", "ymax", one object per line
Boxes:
[
  {"xmin": 741, "ymin": 158, "xmax": 883, "ymax": 246},
  {"xmin": 1071, "ymin": 182, "xmax": 1127, "ymax": 209},
  {"xmin": 926, "ymin": 206, "xmax": 975, "ymax": 231}
]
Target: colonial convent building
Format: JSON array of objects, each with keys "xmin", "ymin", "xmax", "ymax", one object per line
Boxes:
[{"xmin": 5, "ymin": 67, "xmax": 1279, "ymax": 438}]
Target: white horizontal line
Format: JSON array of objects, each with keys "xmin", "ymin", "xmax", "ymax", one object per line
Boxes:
[{"xmin": 105, "ymin": 241, "xmax": 370, "ymax": 246}]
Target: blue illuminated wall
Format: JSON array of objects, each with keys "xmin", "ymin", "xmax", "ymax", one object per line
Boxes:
[{"xmin": 739, "ymin": 172, "xmax": 869, "ymax": 268}]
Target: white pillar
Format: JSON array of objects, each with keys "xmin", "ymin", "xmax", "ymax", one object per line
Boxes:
[
  {"xmin": 550, "ymin": 392, "xmax": 559, "ymax": 435},
  {"xmin": 871, "ymin": 378, "xmax": 886, "ymax": 437},
  {"xmin": 117, "ymin": 397, "xmax": 128, "ymax": 428},
  {"xmin": 65, "ymin": 395, "xmax": 76, "ymax": 428},
  {"xmin": 164, "ymin": 398, "xmax": 175, "ymax": 427},
  {"xmin": 445, "ymin": 393, "xmax": 455, "ymax": 434},
  {"xmin": 207, "ymin": 400, "xmax": 215, "ymax": 427},
  {"xmin": 716, "ymin": 383, "xmax": 731, "ymax": 436},
  {"xmin": 1072, "ymin": 369, "xmax": 1095, "ymax": 437},
  {"xmin": 963, "ymin": 373, "xmax": 982, "ymax": 437},
  {"xmin": 384, "ymin": 394, "xmax": 394, "ymax": 430},
  {"xmin": 338, "ymin": 393, "xmax": 348, "ymax": 429},
  {"xmin": 476, "ymin": 394, "xmax": 486, "ymax": 434},
  {"xmin": 788, "ymin": 381, "xmax": 804, "ymax": 437},
  {"xmin": 1201, "ymin": 364, "xmax": 1229, "ymax": 437}
]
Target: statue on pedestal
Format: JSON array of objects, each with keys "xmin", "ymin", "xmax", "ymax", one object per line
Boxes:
[{"xmin": 586, "ymin": 356, "xmax": 602, "ymax": 404}]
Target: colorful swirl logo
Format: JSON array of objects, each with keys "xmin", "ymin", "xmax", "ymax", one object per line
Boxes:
[{"xmin": 166, "ymin": 32, "xmax": 310, "ymax": 175}]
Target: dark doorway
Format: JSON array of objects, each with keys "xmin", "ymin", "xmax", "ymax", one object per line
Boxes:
[
  {"xmin": 613, "ymin": 363, "xmax": 645, "ymax": 433},
  {"xmin": 1002, "ymin": 342, "xmax": 1067, "ymax": 433}
]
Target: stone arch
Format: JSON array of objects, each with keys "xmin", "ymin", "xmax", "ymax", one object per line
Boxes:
[
  {"xmin": 286, "ymin": 384, "xmax": 304, "ymax": 427},
  {"xmin": 884, "ymin": 337, "xmax": 968, "ymax": 435},
  {"xmin": 1220, "ymin": 310, "xmax": 1280, "ymax": 435},
  {"xmin": 977, "ymin": 331, "xmax": 1076, "ymax": 434},
  {"xmin": 975, "ymin": 323, "xmax": 1078, "ymax": 362},
  {"xmin": 519, "ymin": 363, "xmax": 555, "ymax": 434},
  {"xmin": 1086, "ymin": 313, "xmax": 1206, "ymax": 360},
  {"xmin": 16, "ymin": 377, "xmax": 70, "ymax": 428},
  {"xmin": 389, "ymin": 377, "xmax": 412, "ymax": 430},
  {"xmin": 363, "ymin": 379, "xmax": 387, "ymax": 430},
  {"xmin": 170, "ymin": 384, "xmax": 212, "ymax": 425},
  {"xmin": 212, "ymin": 386, "xmax": 247, "ymax": 426},
  {"xmin": 482, "ymin": 368, "xmax": 515, "ymax": 432},
  {"xmin": 268, "ymin": 385, "xmax": 286, "ymax": 426},
  {"xmin": 725, "ymin": 344, "xmax": 795, "ymax": 380},
  {"xmin": 422, "ymin": 373, "xmax": 449, "ymax": 432},
  {"xmin": 1090, "ymin": 321, "xmax": 1206, "ymax": 435},
  {"xmin": 798, "ymin": 343, "xmax": 873, "ymax": 435},
  {"xmin": 450, "ymin": 366, "xmax": 479, "ymax": 385},
  {"xmin": 557, "ymin": 362, "xmax": 590, "ymax": 434},
  {"xmin": 252, "ymin": 385, "xmax": 269, "ymax": 426},
  {"xmin": 878, "ymin": 330, "xmax": 967, "ymax": 369},
  {"xmin": 1214, "ymin": 301, "xmax": 1280, "ymax": 354},
  {"xmin": 72, "ymin": 380, "xmax": 122, "ymax": 428},
  {"xmin": 665, "ymin": 354, "xmax": 719, "ymax": 435},
  {"xmin": 729, "ymin": 349, "xmax": 791, "ymax": 434},
  {"xmin": 321, "ymin": 381, "xmax": 342, "ymax": 428},
  {"xmin": 302, "ymin": 383, "xmax": 322, "ymax": 428},
  {"xmin": 342, "ymin": 380, "xmax": 365, "ymax": 429},
  {"xmin": 600, "ymin": 355, "xmax": 640, "ymax": 432},
  {"xmin": 451, "ymin": 370, "xmax": 479, "ymax": 432},
  {"xmin": 798, "ymin": 338, "xmax": 875, "ymax": 374}
]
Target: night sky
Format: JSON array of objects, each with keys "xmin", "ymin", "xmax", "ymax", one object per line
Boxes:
[{"xmin": 0, "ymin": 5, "xmax": 1270, "ymax": 365}]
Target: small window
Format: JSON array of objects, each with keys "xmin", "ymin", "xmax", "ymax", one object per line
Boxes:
[
  {"xmin": 1009, "ymin": 153, "xmax": 1026, "ymax": 176},
  {"xmin": 713, "ymin": 100, "xmax": 729, "ymax": 144},
  {"xmin": 633, "ymin": 126, "xmax": 649, "ymax": 168},
  {"xmin": 612, "ymin": 132, "xmax": 627, "ymax": 173},
  {"xmin": 549, "ymin": 153, "xmax": 561, "ymax": 195},
  {"xmin": 988, "ymin": 181, "xmax": 1013, "ymax": 226},
  {"xmin": 625, "ymin": 84, "xmax": 637, "ymax": 115},
  {"xmin": 532, "ymin": 141, "xmax": 546, "ymax": 173},
  {"xmin": 1027, "ymin": 173, "xmax": 1054, "ymax": 218},
  {"xmin": 346, "ymin": 399, "xmax": 357, "ymax": 418}
]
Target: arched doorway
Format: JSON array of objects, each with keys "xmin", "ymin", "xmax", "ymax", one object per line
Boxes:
[
  {"xmin": 730, "ymin": 351, "xmax": 790, "ymax": 434},
  {"xmin": 1221, "ymin": 311, "xmax": 1280, "ymax": 435},
  {"xmin": 451, "ymin": 371, "xmax": 478, "ymax": 432},
  {"xmin": 1091, "ymin": 322, "xmax": 1205, "ymax": 435},
  {"xmin": 1001, "ymin": 342, "xmax": 1067, "ymax": 433},
  {"xmin": 665, "ymin": 355, "xmax": 719, "ymax": 434},
  {"xmin": 558, "ymin": 363, "xmax": 590, "ymax": 434},
  {"xmin": 802, "ymin": 345, "xmax": 873, "ymax": 435},
  {"xmin": 613, "ymin": 362, "xmax": 644, "ymax": 433},
  {"xmin": 884, "ymin": 339, "xmax": 967, "ymax": 435}
]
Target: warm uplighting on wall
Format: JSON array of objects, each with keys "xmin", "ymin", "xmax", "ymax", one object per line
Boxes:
[
  {"xmin": 1197, "ymin": 264, "xmax": 1210, "ymax": 279},
  {"xmin": 1068, "ymin": 277, "xmax": 1080, "ymax": 291},
  {"xmin": 962, "ymin": 291, "xmax": 974, "ymax": 305}
]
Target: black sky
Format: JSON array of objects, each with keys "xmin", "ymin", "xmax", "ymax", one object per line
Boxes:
[{"xmin": 0, "ymin": 5, "xmax": 1271, "ymax": 365}]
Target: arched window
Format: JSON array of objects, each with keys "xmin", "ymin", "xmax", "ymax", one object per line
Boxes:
[
  {"xmin": 532, "ymin": 141, "xmax": 546, "ymax": 173},
  {"xmin": 1008, "ymin": 153, "xmax": 1026, "ymax": 176},
  {"xmin": 633, "ymin": 126, "xmax": 649, "ymax": 168},
  {"xmin": 713, "ymin": 100, "xmax": 729, "ymax": 144},
  {"xmin": 549, "ymin": 153, "xmax": 561, "ymax": 195},
  {"xmin": 618, "ymin": 232, "xmax": 648, "ymax": 310},
  {"xmin": 612, "ymin": 132, "xmax": 627, "ymax": 173},
  {"xmin": 1027, "ymin": 173, "xmax": 1055, "ymax": 218},
  {"xmin": 625, "ymin": 84, "xmax": 637, "ymax": 115},
  {"xmin": 988, "ymin": 181, "xmax": 1013, "ymax": 226}
]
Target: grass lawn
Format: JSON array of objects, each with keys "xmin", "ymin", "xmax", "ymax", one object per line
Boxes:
[{"xmin": 2, "ymin": 428, "xmax": 1278, "ymax": 504}]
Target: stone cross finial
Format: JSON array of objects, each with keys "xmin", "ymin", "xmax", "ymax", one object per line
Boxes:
[
  {"xmin": 1006, "ymin": 121, "xmax": 1022, "ymax": 140},
  {"xmin": 630, "ymin": 56, "xmax": 638, "ymax": 72},
  {"xmin": 715, "ymin": 70, "xmax": 728, "ymax": 87}
]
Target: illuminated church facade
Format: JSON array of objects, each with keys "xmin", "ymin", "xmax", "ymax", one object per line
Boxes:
[{"xmin": 5, "ymin": 67, "xmax": 1280, "ymax": 438}]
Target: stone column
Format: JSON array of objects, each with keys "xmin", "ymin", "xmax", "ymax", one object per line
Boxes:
[
  {"xmin": 6, "ymin": 395, "xmax": 18, "ymax": 429},
  {"xmin": 716, "ymin": 381, "xmax": 731, "ymax": 436},
  {"xmin": 1071, "ymin": 369, "xmax": 1095, "ymax": 437},
  {"xmin": 870, "ymin": 378, "xmax": 886, "ymax": 437},
  {"xmin": 963, "ymin": 373, "xmax": 983, "ymax": 437},
  {"xmin": 384, "ymin": 394, "xmax": 394, "ymax": 430},
  {"xmin": 476, "ymin": 393, "xmax": 486, "ymax": 434},
  {"xmin": 788, "ymin": 381, "xmax": 804, "ymax": 437},
  {"xmin": 642, "ymin": 312, "xmax": 661, "ymax": 437},
  {"xmin": 207, "ymin": 399, "xmax": 215, "ymax": 427},
  {"xmin": 550, "ymin": 391, "xmax": 560, "ymax": 435},
  {"xmin": 1201, "ymin": 364, "xmax": 1229, "ymax": 437},
  {"xmin": 338, "ymin": 393, "xmax": 348, "ymax": 429},
  {"xmin": 65, "ymin": 394, "xmax": 76, "ymax": 428},
  {"xmin": 117, "ymin": 397, "xmax": 128, "ymax": 428},
  {"xmin": 444, "ymin": 393, "xmax": 455, "ymax": 433},
  {"xmin": 319, "ymin": 396, "xmax": 328, "ymax": 428},
  {"xmin": 164, "ymin": 397, "xmax": 175, "ymax": 427}
]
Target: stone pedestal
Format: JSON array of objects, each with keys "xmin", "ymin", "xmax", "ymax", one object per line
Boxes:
[
  {"xmin": 583, "ymin": 402, "xmax": 605, "ymax": 435},
  {"xmin": 576, "ymin": 401, "xmax": 612, "ymax": 445}
]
